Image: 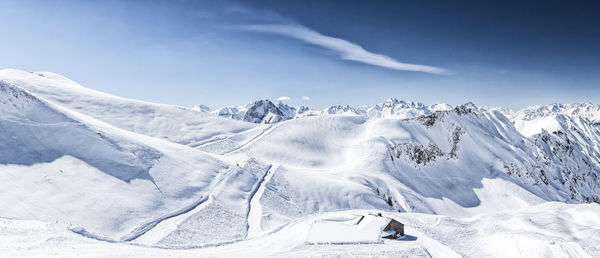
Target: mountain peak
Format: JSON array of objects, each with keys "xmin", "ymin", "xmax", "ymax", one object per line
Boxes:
[
  {"xmin": 193, "ymin": 104, "xmax": 212, "ymax": 112},
  {"xmin": 513, "ymin": 102, "xmax": 600, "ymax": 123},
  {"xmin": 242, "ymin": 99, "xmax": 284, "ymax": 124},
  {"xmin": 324, "ymin": 104, "xmax": 364, "ymax": 115}
]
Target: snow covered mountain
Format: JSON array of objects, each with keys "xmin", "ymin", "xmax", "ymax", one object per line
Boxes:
[
  {"xmin": 211, "ymin": 99, "xmax": 317, "ymax": 124},
  {"xmin": 210, "ymin": 98, "xmax": 456, "ymax": 123},
  {"xmin": 511, "ymin": 102, "xmax": 600, "ymax": 125},
  {"xmin": 191, "ymin": 104, "xmax": 212, "ymax": 113},
  {"xmin": 0, "ymin": 69, "xmax": 260, "ymax": 147},
  {"xmin": 365, "ymin": 98, "xmax": 451, "ymax": 119},
  {"xmin": 0, "ymin": 78, "xmax": 242, "ymax": 240},
  {"xmin": 322, "ymin": 104, "xmax": 364, "ymax": 116},
  {"xmin": 1, "ymin": 69, "xmax": 599, "ymax": 257}
]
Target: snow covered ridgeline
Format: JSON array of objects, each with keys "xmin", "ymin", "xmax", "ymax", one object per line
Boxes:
[
  {"xmin": 0, "ymin": 69, "xmax": 259, "ymax": 147},
  {"xmin": 208, "ymin": 99, "xmax": 317, "ymax": 124},
  {"xmin": 510, "ymin": 102, "xmax": 600, "ymax": 125},
  {"xmin": 204, "ymin": 96, "xmax": 600, "ymax": 136},
  {"xmin": 386, "ymin": 105, "xmax": 600, "ymax": 204},
  {"xmin": 205, "ymin": 97, "xmax": 454, "ymax": 124},
  {"xmin": 230, "ymin": 102, "xmax": 600, "ymax": 215}
]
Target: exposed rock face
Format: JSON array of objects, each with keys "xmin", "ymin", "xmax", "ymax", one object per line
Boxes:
[
  {"xmin": 214, "ymin": 106, "xmax": 246, "ymax": 120},
  {"xmin": 324, "ymin": 104, "xmax": 365, "ymax": 116},
  {"xmin": 390, "ymin": 115, "xmax": 464, "ymax": 167},
  {"xmin": 242, "ymin": 100, "xmax": 287, "ymax": 124},
  {"xmin": 384, "ymin": 105, "xmax": 600, "ymax": 204},
  {"xmin": 366, "ymin": 98, "xmax": 431, "ymax": 119}
]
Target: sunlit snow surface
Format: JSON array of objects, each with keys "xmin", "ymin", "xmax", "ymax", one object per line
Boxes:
[
  {"xmin": 1, "ymin": 69, "xmax": 600, "ymax": 257},
  {"xmin": 2, "ymin": 203, "xmax": 599, "ymax": 257}
]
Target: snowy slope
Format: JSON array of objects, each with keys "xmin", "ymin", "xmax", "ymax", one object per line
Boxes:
[
  {"xmin": 206, "ymin": 104, "xmax": 600, "ymax": 238},
  {"xmin": 2, "ymin": 202, "xmax": 598, "ymax": 257},
  {"xmin": 0, "ymin": 79, "xmax": 244, "ymax": 240},
  {"xmin": 0, "ymin": 69, "xmax": 260, "ymax": 147},
  {"xmin": 135, "ymin": 159, "xmax": 272, "ymax": 247},
  {"xmin": 509, "ymin": 112, "xmax": 600, "ymax": 204}
]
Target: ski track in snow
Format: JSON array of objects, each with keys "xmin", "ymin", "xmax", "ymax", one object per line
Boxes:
[
  {"xmin": 0, "ymin": 117, "xmax": 81, "ymax": 127},
  {"xmin": 128, "ymin": 196, "xmax": 215, "ymax": 244},
  {"xmin": 190, "ymin": 123, "xmax": 277, "ymax": 155},
  {"xmin": 222, "ymin": 121, "xmax": 285, "ymax": 156},
  {"xmin": 190, "ymin": 135, "xmax": 230, "ymax": 149},
  {"xmin": 123, "ymin": 196, "xmax": 211, "ymax": 242},
  {"xmin": 124, "ymin": 166, "xmax": 239, "ymax": 242},
  {"xmin": 129, "ymin": 162, "xmax": 276, "ymax": 245},
  {"xmin": 247, "ymin": 164, "xmax": 278, "ymax": 238}
]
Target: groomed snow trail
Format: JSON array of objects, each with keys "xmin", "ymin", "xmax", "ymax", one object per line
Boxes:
[
  {"xmin": 125, "ymin": 161, "xmax": 274, "ymax": 246},
  {"xmin": 124, "ymin": 166, "xmax": 239, "ymax": 243},
  {"xmin": 247, "ymin": 164, "xmax": 279, "ymax": 238},
  {"xmin": 222, "ymin": 121, "xmax": 286, "ymax": 156},
  {"xmin": 128, "ymin": 196, "xmax": 215, "ymax": 244}
]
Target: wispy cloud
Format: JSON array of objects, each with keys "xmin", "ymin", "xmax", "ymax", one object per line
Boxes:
[
  {"xmin": 277, "ymin": 96, "xmax": 291, "ymax": 101},
  {"xmin": 301, "ymin": 96, "xmax": 310, "ymax": 101},
  {"xmin": 243, "ymin": 24, "xmax": 449, "ymax": 75}
]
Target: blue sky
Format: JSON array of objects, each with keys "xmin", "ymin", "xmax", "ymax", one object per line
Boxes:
[{"xmin": 1, "ymin": 0, "xmax": 599, "ymax": 109}]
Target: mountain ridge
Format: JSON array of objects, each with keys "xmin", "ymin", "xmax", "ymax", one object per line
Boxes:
[{"xmin": 202, "ymin": 97, "xmax": 599, "ymax": 127}]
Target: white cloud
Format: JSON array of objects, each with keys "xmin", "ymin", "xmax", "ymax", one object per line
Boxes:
[
  {"xmin": 277, "ymin": 96, "xmax": 291, "ymax": 101},
  {"xmin": 243, "ymin": 24, "xmax": 449, "ymax": 75},
  {"xmin": 302, "ymin": 96, "xmax": 311, "ymax": 101}
]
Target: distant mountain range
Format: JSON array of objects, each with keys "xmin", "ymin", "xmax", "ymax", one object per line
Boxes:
[{"xmin": 200, "ymin": 97, "xmax": 600, "ymax": 126}]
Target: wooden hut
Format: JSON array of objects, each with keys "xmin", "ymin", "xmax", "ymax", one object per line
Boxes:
[{"xmin": 381, "ymin": 218, "xmax": 404, "ymax": 239}]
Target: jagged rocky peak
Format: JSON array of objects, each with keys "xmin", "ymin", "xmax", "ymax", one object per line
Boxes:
[
  {"xmin": 429, "ymin": 103, "xmax": 453, "ymax": 112},
  {"xmin": 209, "ymin": 97, "xmax": 600, "ymax": 132},
  {"xmin": 295, "ymin": 105, "xmax": 313, "ymax": 115},
  {"xmin": 213, "ymin": 105, "xmax": 246, "ymax": 120},
  {"xmin": 513, "ymin": 102, "xmax": 600, "ymax": 123},
  {"xmin": 324, "ymin": 104, "xmax": 364, "ymax": 115},
  {"xmin": 192, "ymin": 104, "xmax": 212, "ymax": 112},
  {"xmin": 513, "ymin": 104, "xmax": 561, "ymax": 121},
  {"xmin": 243, "ymin": 99, "xmax": 286, "ymax": 124},
  {"xmin": 381, "ymin": 98, "xmax": 427, "ymax": 109},
  {"xmin": 560, "ymin": 103, "xmax": 600, "ymax": 123},
  {"xmin": 453, "ymin": 102, "xmax": 479, "ymax": 114},
  {"xmin": 275, "ymin": 101, "xmax": 296, "ymax": 118},
  {"xmin": 462, "ymin": 101, "xmax": 478, "ymax": 109},
  {"xmin": 366, "ymin": 98, "xmax": 436, "ymax": 119},
  {"xmin": 210, "ymin": 99, "xmax": 317, "ymax": 124}
]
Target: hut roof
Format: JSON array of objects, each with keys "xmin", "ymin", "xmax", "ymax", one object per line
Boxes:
[{"xmin": 305, "ymin": 213, "xmax": 402, "ymax": 244}]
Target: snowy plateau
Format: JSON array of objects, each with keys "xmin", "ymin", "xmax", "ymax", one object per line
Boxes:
[{"xmin": 1, "ymin": 68, "xmax": 600, "ymax": 257}]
